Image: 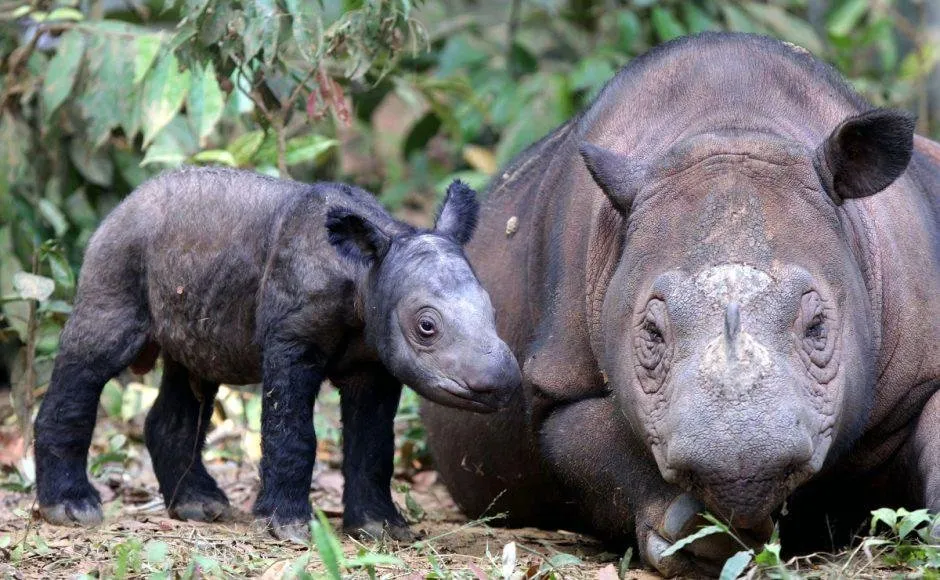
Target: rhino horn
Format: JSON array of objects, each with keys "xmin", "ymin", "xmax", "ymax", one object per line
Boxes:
[{"xmin": 724, "ymin": 302, "xmax": 741, "ymax": 361}]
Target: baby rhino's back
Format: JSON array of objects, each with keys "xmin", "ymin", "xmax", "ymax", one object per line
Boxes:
[{"xmin": 98, "ymin": 168, "xmax": 324, "ymax": 383}]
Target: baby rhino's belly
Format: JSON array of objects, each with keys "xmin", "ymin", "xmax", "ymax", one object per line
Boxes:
[{"xmin": 147, "ymin": 249, "xmax": 265, "ymax": 384}]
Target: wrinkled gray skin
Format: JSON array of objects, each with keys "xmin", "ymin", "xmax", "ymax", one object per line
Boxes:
[
  {"xmin": 423, "ymin": 33, "xmax": 939, "ymax": 576},
  {"xmin": 34, "ymin": 167, "xmax": 520, "ymax": 542}
]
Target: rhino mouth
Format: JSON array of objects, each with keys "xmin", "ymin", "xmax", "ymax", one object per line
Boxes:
[
  {"xmin": 680, "ymin": 466, "xmax": 815, "ymax": 529},
  {"xmin": 419, "ymin": 378, "xmax": 504, "ymax": 413}
]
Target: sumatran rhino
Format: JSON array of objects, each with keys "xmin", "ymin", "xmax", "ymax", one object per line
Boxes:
[
  {"xmin": 34, "ymin": 168, "xmax": 521, "ymax": 541},
  {"xmin": 423, "ymin": 33, "xmax": 939, "ymax": 575}
]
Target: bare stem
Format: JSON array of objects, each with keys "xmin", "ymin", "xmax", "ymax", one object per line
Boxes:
[{"xmin": 14, "ymin": 252, "xmax": 40, "ymax": 453}]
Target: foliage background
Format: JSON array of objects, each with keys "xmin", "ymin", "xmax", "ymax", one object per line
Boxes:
[
  {"xmin": 0, "ymin": 1, "xmax": 939, "ymax": 577},
  {"xmin": 0, "ymin": 0, "xmax": 939, "ymax": 493}
]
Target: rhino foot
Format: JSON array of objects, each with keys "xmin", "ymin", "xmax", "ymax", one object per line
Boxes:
[
  {"xmin": 346, "ymin": 520, "xmax": 418, "ymax": 543},
  {"xmin": 641, "ymin": 493, "xmax": 772, "ymax": 577},
  {"xmin": 39, "ymin": 498, "xmax": 104, "ymax": 527},
  {"xmin": 266, "ymin": 518, "xmax": 311, "ymax": 544},
  {"xmin": 169, "ymin": 497, "xmax": 235, "ymax": 523}
]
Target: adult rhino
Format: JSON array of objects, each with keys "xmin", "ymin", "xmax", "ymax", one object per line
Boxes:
[{"xmin": 423, "ymin": 32, "xmax": 939, "ymax": 576}]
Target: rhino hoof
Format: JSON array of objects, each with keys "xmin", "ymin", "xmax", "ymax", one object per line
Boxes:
[
  {"xmin": 267, "ymin": 519, "xmax": 311, "ymax": 544},
  {"xmin": 346, "ymin": 520, "xmax": 418, "ymax": 543},
  {"xmin": 39, "ymin": 499, "xmax": 104, "ymax": 527},
  {"xmin": 170, "ymin": 498, "xmax": 235, "ymax": 522}
]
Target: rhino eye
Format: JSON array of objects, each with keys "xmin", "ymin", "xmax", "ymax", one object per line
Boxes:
[
  {"xmin": 796, "ymin": 291, "xmax": 837, "ymax": 380},
  {"xmin": 414, "ymin": 307, "xmax": 442, "ymax": 345},
  {"xmin": 634, "ymin": 298, "xmax": 672, "ymax": 393},
  {"xmin": 418, "ymin": 318, "xmax": 436, "ymax": 337}
]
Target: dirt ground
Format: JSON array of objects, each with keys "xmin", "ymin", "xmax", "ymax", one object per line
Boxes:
[{"xmin": 0, "ymin": 384, "xmax": 653, "ymax": 579}]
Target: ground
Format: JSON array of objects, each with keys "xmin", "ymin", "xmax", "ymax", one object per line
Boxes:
[
  {"xmin": 0, "ymin": 381, "xmax": 646, "ymax": 579},
  {"xmin": 0, "ymin": 381, "xmax": 935, "ymax": 579}
]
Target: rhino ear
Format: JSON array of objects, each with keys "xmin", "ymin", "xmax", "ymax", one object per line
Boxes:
[
  {"xmin": 579, "ymin": 143, "xmax": 643, "ymax": 214},
  {"xmin": 434, "ymin": 179, "xmax": 479, "ymax": 245},
  {"xmin": 326, "ymin": 208, "xmax": 392, "ymax": 265},
  {"xmin": 814, "ymin": 108, "xmax": 916, "ymax": 205}
]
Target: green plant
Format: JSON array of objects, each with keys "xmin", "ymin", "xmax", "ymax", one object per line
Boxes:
[
  {"xmin": 307, "ymin": 509, "xmax": 407, "ymax": 579},
  {"xmin": 863, "ymin": 508, "xmax": 940, "ymax": 572}
]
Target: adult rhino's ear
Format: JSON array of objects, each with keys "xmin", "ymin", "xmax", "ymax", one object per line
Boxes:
[
  {"xmin": 434, "ymin": 179, "xmax": 479, "ymax": 245},
  {"xmin": 814, "ymin": 108, "xmax": 916, "ymax": 205},
  {"xmin": 326, "ymin": 208, "xmax": 392, "ymax": 265},
  {"xmin": 579, "ymin": 143, "xmax": 643, "ymax": 214}
]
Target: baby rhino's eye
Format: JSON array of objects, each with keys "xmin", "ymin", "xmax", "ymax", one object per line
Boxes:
[
  {"xmin": 418, "ymin": 318, "xmax": 436, "ymax": 337},
  {"xmin": 413, "ymin": 307, "xmax": 443, "ymax": 345}
]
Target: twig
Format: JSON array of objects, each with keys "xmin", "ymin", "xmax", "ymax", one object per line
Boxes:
[
  {"xmin": 13, "ymin": 252, "xmax": 40, "ymax": 452},
  {"xmin": 506, "ymin": 0, "xmax": 522, "ymax": 79}
]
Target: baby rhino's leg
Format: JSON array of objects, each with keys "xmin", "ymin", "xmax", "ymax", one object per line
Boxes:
[
  {"xmin": 145, "ymin": 357, "xmax": 231, "ymax": 522},
  {"xmin": 35, "ymin": 290, "xmax": 149, "ymax": 526},
  {"xmin": 334, "ymin": 366, "xmax": 412, "ymax": 541}
]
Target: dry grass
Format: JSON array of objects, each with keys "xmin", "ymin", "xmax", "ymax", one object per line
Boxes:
[{"xmin": 0, "ymin": 382, "xmax": 636, "ymax": 579}]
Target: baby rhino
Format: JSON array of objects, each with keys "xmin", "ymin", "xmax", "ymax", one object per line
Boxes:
[{"xmin": 34, "ymin": 167, "xmax": 521, "ymax": 541}]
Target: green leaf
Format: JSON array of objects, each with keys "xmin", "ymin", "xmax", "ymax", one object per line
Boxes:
[
  {"xmin": 650, "ymin": 6, "xmax": 685, "ymax": 42},
  {"xmin": 345, "ymin": 552, "xmax": 406, "ymax": 568},
  {"xmin": 134, "ymin": 34, "xmax": 162, "ymax": 85},
  {"xmin": 682, "ymin": 3, "xmax": 720, "ymax": 34},
  {"xmin": 614, "ymin": 10, "xmax": 641, "ymax": 50},
  {"xmin": 619, "ymin": 546, "xmax": 633, "ymax": 579},
  {"xmin": 37, "ymin": 200, "xmax": 68, "ymax": 239},
  {"xmin": 546, "ymin": 553, "xmax": 582, "ymax": 568},
  {"xmin": 141, "ymin": 53, "xmax": 192, "ymax": 147},
  {"xmin": 13, "ymin": 272, "xmax": 54, "ymax": 302},
  {"xmin": 435, "ymin": 171, "xmax": 490, "ymax": 194},
  {"xmin": 227, "ymin": 131, "xmax": 265, "ymax": 166},
  {"xmin": 827, "ymin": 0, "xmax": 868, "ymax": 38},
  {"xmin": 753, "ymin": 542, "xmax": 781, "ymax": 567},
  {"xmin": 721, "ymin": 3, "xmax": 763, "ymax": 34},
  {"xmin": 871, "ymin": 508, "xmax": 899, "ymax": 535},
  {"xmin": 897, "ymin": 509, "xmax": 933, "ymax": 540},
  {"xmin": 720, "ymin": 550, "xmax": 753, "ymax": 580},
  {"xmin": 46, "ymin": 7, "xmax": 83, "ymax": 21},
  {"xmin": 285, "ymin": 135, "xmax": 337, "ymax": 166},
  {"xmin": 42, "ymin": 30, "xmax": 84, "ymax": 122},
  {"xmin": 286, "ymin": 0, "xmax": 319, "ymax": 61},
  {"xmin": 436, "ymin": 36, "xmax": 489, "ymax": 78},
  {"xmin": 68, "ymin": 139, "xmax": 114, "ymax": 187},
  {"xmin": 570, "ymin": 57, "xmax": 615, "ymax": 97},
  {"xmin": 145, "ymin": 540, "xmax": 168, "ymax": 565},
  {"xmin": 43, "ymin": 252, "xmax": 74, "ymax": 291},
  {"xmin": 191, "ymin": 149, "xmax": 237, "ymax": 166},
  {"xmin": 80, "ymin": 35, "xmax": 135, "ymax": 145},
  {"xmin": 243, "ymin": 0, "xmax": 281, "ymax": 66},
  {"xmin": 187, "ymin": 62, "xmax": 225, "ymax": 143},
  {"xmin": 311, "ymin": 511, "xmax": 343, "ymax": 580},
  {"xmin": 140, "ymin": 118, "xmax": 197, "ymax": 168},
  {"xmin": 660, "ymin": 525, "xmax": 726, "ymax": 558},
  {"xmin": 741, "ymin": 2, "xmax": 823, "ymax": 55}
]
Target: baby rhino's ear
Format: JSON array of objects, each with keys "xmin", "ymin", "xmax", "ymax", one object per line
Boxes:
[
  {"xmin": 434, "ymin": 180, "xmax": 480, "ymax": 245},
  {"xmin": 326, "ymin": 208, "xmax": 392, "ymax": 265}
]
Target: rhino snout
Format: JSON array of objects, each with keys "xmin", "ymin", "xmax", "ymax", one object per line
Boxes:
[
  {"xmin": 459, "ymin": 344, "xmax": 521, "ymax": 410},
  {"xmin": 420, "ymin": 342, "xmax": 521, "ymax": 413},
  {"xmin": 658, "ymin": 402, "xmax": 817, "ymax": 528}
]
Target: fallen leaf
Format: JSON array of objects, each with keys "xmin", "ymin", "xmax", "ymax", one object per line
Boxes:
[
  {"xmin": 597, "ymin": 563, "xmax": 619, "ymax": 580},
  {"xmin": 411, "ymin": 470, "xmax": 437, "ymax": 492},
  {"xmin": 259, "ymin": 559, "xmax": 291, "ymax": 580}
]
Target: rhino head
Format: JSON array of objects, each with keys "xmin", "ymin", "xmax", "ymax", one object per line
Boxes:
[
  {"xmin": 326, "ymin": 180, "xmax": 521, "ymax": 412},
  {"xmin": 580, "ymin": 109, "xmax": 916, "ymax": 528}
]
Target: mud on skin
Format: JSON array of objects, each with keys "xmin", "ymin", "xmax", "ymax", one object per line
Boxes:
[
  {"xmin": 33, "ymin": 168, "xmax": 521, "ymax": 542},
  {"xmin": 423, "ymin": 32, "xmax": 940, "ymax": 577}
]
